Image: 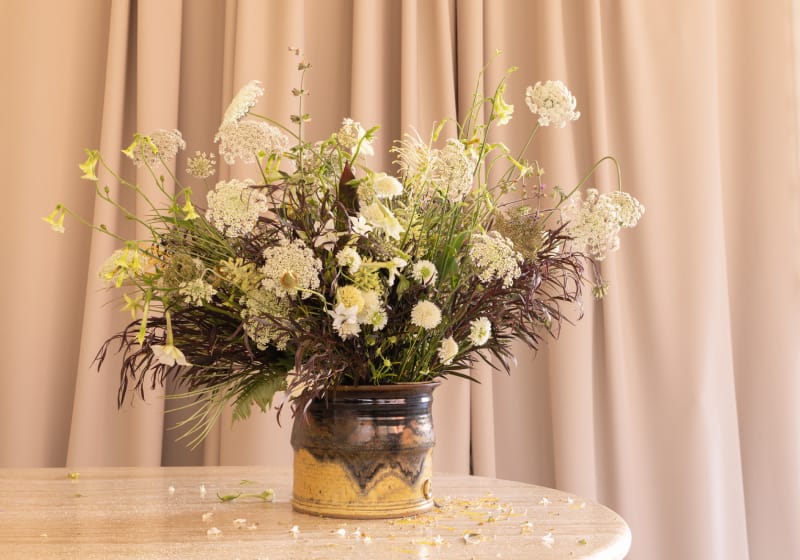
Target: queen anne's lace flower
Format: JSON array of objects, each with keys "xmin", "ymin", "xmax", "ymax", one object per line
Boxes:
[
  {"xmin": 431, "ymin": 139, "xmax": 476, "ymax": 202},
  {"xmin": 215, "ymin": 120, "xmax": 291, "ymax": 164},
  {"xmin": 469, "ymin": 317, "xmax": 492, "ymax": 346},
  {"xmin": 186, "ymin": 151, "xmax": 217, "ymax": 179},
  {"xmin": 562, "ymin": 188, "xmax": 644, "ymax": 260},
  {"xmin": 220, "ymin": 80, "xmax": 264, "ymax": 127},
  {"xmin": 241, "ymin": 288, "xmax": 290, "ymax": 350},
  {"xmin": 411, "ymin": 300, "xmax": 442, "ymax": 329},
  {"xmin": 468, "ymin": 231, "xmax": 523, "ymax": 288},
  {"xmin": 438, "ymin": 336, "xmax": 459, "ymax": 365},
  {"xmin": 130, "ymin": 129, "xmax": 186, "ymax": 168},
  {"xmin": 179, "ymin": 278, "xmax": 217, "ymax": 306},
  {"xmin": 260, "ymin": 239, "xmax": 322, "ymax": 299},
  {"xmin": 206, "ymin": 179, "xmax": 268, "ymax": 237},
  {"xmin": 525, "ymin": 80, "xmax": 580, "ymax": 128}
]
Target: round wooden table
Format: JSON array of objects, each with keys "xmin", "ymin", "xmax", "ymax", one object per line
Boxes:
[{"xmin": 0, "ymin": 466, "xmax": 630, "ymax": 559}]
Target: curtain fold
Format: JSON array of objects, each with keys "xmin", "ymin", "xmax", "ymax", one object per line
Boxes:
[{"xmin": 2, "ymin": 0, "xmax": 799, "ymax": 558}]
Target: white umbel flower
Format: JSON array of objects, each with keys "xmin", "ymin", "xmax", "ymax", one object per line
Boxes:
[
  {"xmin": 561, "ymin": 188, "xmax": 644, "ymax": 260},
  {"xmin": 468, "ymin": 231, "xmax": 523, "ymax": 288},
  {"xmin": 525, "ymin": 80, "xmax": 580, "ymax": 128},
  {"xmin": 410, "ymin": 300, "xmax": 442, "ymax": 329},
  {"xmin": 206, "ymin": 179, "xmax": 268, "ymax": 237},
  {"xmin": 260, "ymin": 239, "xmax": 322, "ymax": 299},
  {"xmin": 215, "ymin": 120, "xmax": 290, "ymax": 165},
  {"xmin": 220, "ymin": 80, "xmax": 264, "ymax": 127}
]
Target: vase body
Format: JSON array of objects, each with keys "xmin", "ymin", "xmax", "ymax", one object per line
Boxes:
[{"xmin": 290, "ymin": 382, "xmax": 437, "ymax": 519}]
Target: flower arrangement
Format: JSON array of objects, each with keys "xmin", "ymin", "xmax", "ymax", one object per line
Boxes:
[{"xmin": 45, "ymin": 52, "xmax": 642, "ymax": 446}]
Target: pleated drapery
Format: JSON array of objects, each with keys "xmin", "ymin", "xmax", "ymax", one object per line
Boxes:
[{"xmin": 1, "ymin": 1, "xmax": 798, "ymax": 558}]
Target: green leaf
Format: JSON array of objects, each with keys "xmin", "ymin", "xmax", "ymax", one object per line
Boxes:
[{"xmin": 231, "ymin": 374, "xmax": 286, "ymax": 423}]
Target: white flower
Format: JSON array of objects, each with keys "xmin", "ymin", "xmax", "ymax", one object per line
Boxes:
[
  {"xmin": 151, "ymin": 344, "xmax": 189, "ymax": 366},
  {"xmin": 411, "ymin": 260, "xmax": 438, "ymax": 285},
  {"xmin": 260, "ymin": 239, "xmax": 322, "ymax": 298},
  {"xmin": 206, "ymin": 179, "xmax": 268, "ymax": 237},
  {"xmin": 127, "ymin": 129, "xmax": 186, "ymax": 168},
  {"xmin": 349, "ymin": 215, "xmax": 373, "ymax": 235},
  {"xmin": 562, "ymin": 188, "xmax": 644, "ymax": 260},
  {"xmin": 360, "ymin": 201, "xmax": 403, "ymax": 240},
  {"xmin": 525, "ymin": 80, "xmax": 580, "ymax": 128},
  {"xmin": 329, "ymin": 302, "xmax": 360, "ymax": 339},
  {"xmin": 411, "ymin": 300, "xmax": 442, "ymax": 329},
  {"xmin": 386, "ymin": 257, "xmax": 408, "ymax": 286},
  {"xmin": 358, "ymin": 290, "xmax": 387, "ymax": 330},
  {"xmin": 214, "ymin": 120, "xmax": 290, "ymax": 165},
  {"xmin": 241, "ymin": 288, "xmax": 290, "ymax": 350},
  {"xmin": 469, "ymin": 317, "xmax": 491, "ymax": 346},
  {"xmin": 372, "ymin": 173, "xmax": 403, "ymax": 198},
  {"xmin": 468, "ymin": 231, "xmax": 522, "ymax": 288},
  {"xmin": 185, "ymin": 151, "xmax": 217, "ymax": 179},
  {"xmin": 179, "ymin": 278, "xmax": 217, "ymax": 306},
  {"xmin": 336, "ymin": 246, "xmax": 362, "ymax": 274},
  {"xmin": 220, "ymin": 80, "xmax": 264, "ymax": 127},
  {"xmin": 431, "ymin": 139, "xmax": 476, "ymax": 202},
  {"xmin": 337, "ymin": 118, "xmax": 374, "ymax": 156},
  {"xmin": 438, "ymin": 336, "xmax": 458, "ymax": 365}
]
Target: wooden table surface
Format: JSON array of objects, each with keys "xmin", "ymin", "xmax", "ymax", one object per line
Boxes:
[{"xmin": 0, "ymin": 466, "xmax": 630, "ymax": 559}]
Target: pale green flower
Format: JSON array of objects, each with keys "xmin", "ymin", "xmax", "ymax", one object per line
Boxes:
[
  {"xmin": 492, "ymin": 82, "xmax": 514, "ymax": 126},
  {"xmin": 42, "ymin": 205, "xmax": 66, "ymax": 233},
  {"xmin": 79, "ymin": 149, "xmax": 99, "ymax": 180},
  {"xmin": 121, "ymin": 292, "xmax": 145, "ymax": 320}
]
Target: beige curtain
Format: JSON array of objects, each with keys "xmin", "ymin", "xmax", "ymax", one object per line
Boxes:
[{"xmin": 1, "ymin": 0, "xmax": 798, "ymax": 558}]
